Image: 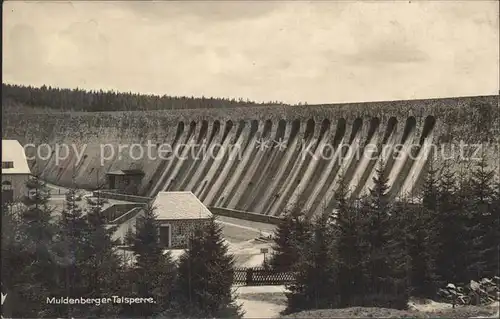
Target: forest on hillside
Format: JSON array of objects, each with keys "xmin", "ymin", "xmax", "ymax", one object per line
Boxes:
[{"xmin": 2, "ymin": 83, "xmax": 287, "ymax": 112}]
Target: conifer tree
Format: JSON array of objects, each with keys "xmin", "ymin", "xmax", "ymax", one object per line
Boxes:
[
  {"xmin": 433, "ymin": 165, "xmax": 469, "ymax": 284},
  {"xmin": 22, "ymin": 175, "xmax": 51, "ymax": 220},
  {"xmin": 124, "ymin": 205, "xmax": 177, "ymax": 317},
  {"xmin": 173, "ymin": 217, "xmax": 243, "ymax": 318},
  {"xmin": 467, "ymin": 153, "xmax": 499, "ymax": 279},
  {"xmin": 1, "ymin": 202, "xmax": 28, "ymax": 318},
  {"xmin": 362, "ymin": 162, "xmax": 392, "ymax": 288},
  {"xmin": 269, "ymin": 206, "xmax": 311, "ymax": 272},
  {"xmin": 59, "ymin": 187, "xmax": 87, "ymax": 244},
  {"xmin": 55, "ymin": 187, "xmax": 89, "ymax": 318},
  {"xmin": 492, "ymin": 176, "xmax": 500, "ymax": 277},
  {"xmin": 44, "ymin": 185, "xmax": 124, "ymax": 318},
  {"xmin": 360, "ymin": 161, "xmax": 408, "ymax": 309},
  {"xmin": 400, "ymin": 200, "xmax": 438, "ymax": 298},
  {"xmin": 285, "ymin": 208, "xmax": 338, "ymax": 313},
  {"xmin": 12, "ymin": 176, "xmax": 61, "ymax": 317},
  {"xmin": 1, "ymin": 202, "xmax": 21, "ymax": 281},
  {"xmin": 402, "ymin": 162, "xmax": 441, "ymax": 298},
  {"xmin": 366, "ymin": 161, "xmax": 390, "ymax": 212},
  {"xmin": 422, "ymin": 159, "xmax": 439, "ymax": 211},
  {"xmin": 79, "ymin": 197, "xmax": 123, "ymax": 317},
  {"xmin": 331, "ymin": 174, "xmax": 364, "ymax": 307}
]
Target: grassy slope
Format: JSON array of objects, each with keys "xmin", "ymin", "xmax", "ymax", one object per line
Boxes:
[{"xmin": 282, "ymin": 306, "xmax": 498, "ymax": 318}]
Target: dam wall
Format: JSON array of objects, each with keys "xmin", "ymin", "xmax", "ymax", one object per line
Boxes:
[{"xmin": 2, "ymin": 95, "xmax": 499, "ymax": 218}]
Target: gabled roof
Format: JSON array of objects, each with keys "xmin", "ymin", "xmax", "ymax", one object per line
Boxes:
[
  {"xmin": 152, "ymin": 191, "xmax": 212, "ymax": 220},
  {"xmin": 1, "ymin": 140, "xmax": 31, "ymax": 175}
]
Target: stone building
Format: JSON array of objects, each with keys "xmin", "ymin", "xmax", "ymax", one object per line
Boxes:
[
  {"xmin": 2, "ymin": 140, "xmax": 31, "ymax": 204},
  {"xmin": 106, "ymin": 169, "xmax": 144, "ymax": 194},
  {"xmin": 152, "ymin": 191, "xmax": 213, "ymax": 249}
]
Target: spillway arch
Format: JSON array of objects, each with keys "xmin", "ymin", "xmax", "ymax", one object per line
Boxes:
[
  {"xmin": 60, "ymin": 116, "xmax": 440, "ymax": 212},
  {"xmin": 304, "ymin": 118, "xmax": 315, "ymax": 141},
  {"xmin": 420, "ymin": 115, "xmax": 436, "ymax": 145}
]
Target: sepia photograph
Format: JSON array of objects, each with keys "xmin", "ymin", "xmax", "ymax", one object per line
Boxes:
[{"xmin": 1, "ymin": 1, "xmax": 499, "ymax": 318}]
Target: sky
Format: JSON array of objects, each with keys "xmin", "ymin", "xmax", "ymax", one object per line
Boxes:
[{"xmin": 2, "ymin": 1, "xmax": 499, "ymax": 104}]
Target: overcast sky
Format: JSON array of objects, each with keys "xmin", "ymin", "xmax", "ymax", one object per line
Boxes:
[{"xmin": 2, "ymin": 1, "xmax": 499, "ymax": 104}]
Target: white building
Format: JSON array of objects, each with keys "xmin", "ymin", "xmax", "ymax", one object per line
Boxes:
[
  {"xmin": 152, "ymin": 191, "xmax": 213, "ymax": 248},
  {"xmin": 2, "ymin": 140, "xmax": 31, "ymax": 203},
  {"xmin": 112, "ymin": 192, "xmax": 213, "ymax": 249}
]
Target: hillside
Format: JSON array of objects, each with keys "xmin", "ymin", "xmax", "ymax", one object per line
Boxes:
[{"xmin": 2, "ymin": 83, "xmax": 287, "ymax": 113}]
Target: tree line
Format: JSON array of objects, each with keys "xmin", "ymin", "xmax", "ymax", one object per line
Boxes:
[
  {"xmin": 1, "ymin": 178, "xmax": 242, "ymax": 318},
  {"xmin": 2, "ymin": 83, "xmax": 286, "ymax": 112},
  {"xmin": 269, "ymin": 154, "xmax": 499, "ymax": 314}
]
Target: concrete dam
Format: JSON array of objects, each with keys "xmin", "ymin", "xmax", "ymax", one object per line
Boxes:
[{"xmin": 2, "ymin": 95, "xmax": 499, "ymax": 218}]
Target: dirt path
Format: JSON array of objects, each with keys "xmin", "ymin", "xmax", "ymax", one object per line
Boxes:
[{"xmin": 238, "ymin": 298, "xmax": 286, "ymax": 318}]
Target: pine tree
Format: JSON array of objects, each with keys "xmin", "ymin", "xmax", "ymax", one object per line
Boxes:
[
  {"xmin": 366, "ymin": 161, "xmax": 390, "ymax": 212},
  {"xmin": 331, "ymin": 174, "xmax": 365, "ymax": 307},
  {"xmin": 493, "ymin": 177, "xmax": 500, "ymax": 277},
  {"xmin": 22, "ymin": 175, "xmax": 51, "ymax": 220},
  {"xmin": 404, "ymin": 164, "xmax": 441, "ymax": 298},
  {"xmin": 399, "ymin": 200, "xmax": 438, "ymax": 298},
  {"xmin": 285, "ymin": 209, "xmax": 338, "ymax": 313},
  {"xmin": 172, "ymin": 217, "xmax": 243, "ymax": 318},
  {"xmin": 362, "ymin": 162, "xmax": 391, "ymax": 291},
  {"xmin": 11, "ymin": 176, "xmax": 62, "ymax": 317},
  {"xmin": 1, "ymin": 202, "xmax": 28, "ymax": 318},
  {"xmin": 43, "ymin": 186, "xmax": 125, "ymax": 318},
  {"xmin": 269, "ymin": 207, "xmax": 311, "ymax": 272},
  {"xmin": 55, "ymin": 187, "xmax": 88, "ymax": 317},
  {"xmin": 59, "ymin": 188, "xmax": 87, "ymax": 242},
  {"xmin": 422, "ymin": 159, "xmax": 439, "ymax": 211},
  {"xmin": 78, "ymin": 199, "xmax": 124, "ymax": 317},
  {"xmin": 433, "ymin": 165, "xmax": 469, "ymax": 284},
  {"xmin": 467, "ymin": 153, "xmax": 498, "ymax": 279},
  {"xmin": 124, "ymin": 205, "xmax": 177, "ymax": 317},
  {"xmin": 360, "ymin": 161, "xmax": 408, "ymax": 309}
]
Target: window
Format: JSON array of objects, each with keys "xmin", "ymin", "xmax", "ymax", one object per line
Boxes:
[
  {"xmin": 2, "ymin": 181, "xmax": 12, "ymax": 190},
  {"xmin": 2, "ymin": 181, "xmax": 13, "ymax": 203},
  {"xmin": 159, "ymin": 225, "xmax": 171, "ymax": 248},
  {"xmin": 1, "ymin": 162, "xmax": 14, "ymax": 169}
]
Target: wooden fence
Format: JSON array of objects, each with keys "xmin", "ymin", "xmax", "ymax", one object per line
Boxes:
[{"xmin": 234, "ymin": 267, "xmax": 295, "ymax": 286}]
